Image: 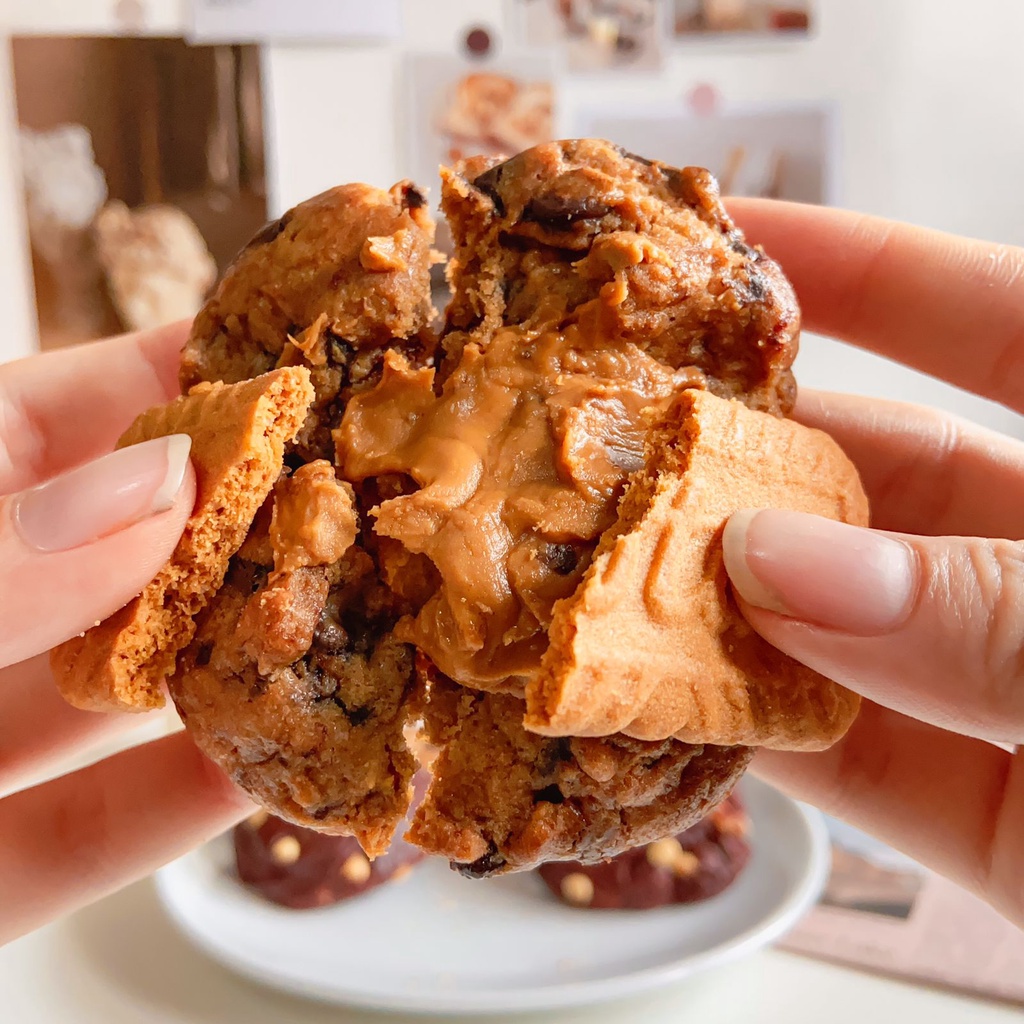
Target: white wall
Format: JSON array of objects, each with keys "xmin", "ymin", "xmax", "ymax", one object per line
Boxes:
[
  {"xmin": 1, "ymin": 0, "xmax": 1022, "ymax": 434},
  {"xmin": 0, "ymin": 39, "xmax": 37, "ymax": 360},
  {"xmin": 263, "ymin": 0, "xmax": 1024, "ymax": 436}
]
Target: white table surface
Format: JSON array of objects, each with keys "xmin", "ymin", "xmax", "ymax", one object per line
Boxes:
[{"xmin": 2, "ymin": 877, "xmax": 1018, "ymax": 1024}]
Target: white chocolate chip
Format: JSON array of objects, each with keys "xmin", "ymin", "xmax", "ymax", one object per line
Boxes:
[
  {"xmin": 646, "ymin": 838, "xmax": 700, "ymax": 878},
  {"xmin": 646, "ymin": 837, "xmax": 684, "ymax": 869},
  {"xmin": 340, "ymin": 852, "xmax": 372, "ymax": 884},
  {"xmin": 669, "ymin": 849, "xmax": 701, "ymax": 878},
  {"xmin": 717, "ymin": 813, "xmax": 749, "ymax": 838},
  {"xmin": 270, "ymin": 835, "xmax": 302, "ymax": 865},
  {"xmin": 247, "ymin": 809, "xmax": 269, "ymax": 829},
  {"xmin": 560, "ymin": 872, "xmax": 595, "ymax": 906}
]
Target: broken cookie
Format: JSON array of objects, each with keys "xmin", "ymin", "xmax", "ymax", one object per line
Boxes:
[{"xmin": 55, "ymin": 140, "xmax": 866, "ymax": 874}]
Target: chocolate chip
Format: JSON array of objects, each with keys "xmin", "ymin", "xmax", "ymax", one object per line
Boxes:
[
  {"xmin": 471, "ymin": 165, "xmax": 507, "ymax": 217},
  {"xmin": 521, "ymin": 194, "xmax": 611, "ymax": 228},
  {"xmin": 402, "ymin": 184, "xmax": 427, "ymax": 210},
  {"xmin": 349, "ymin": 706, "xmax": 373, "ymax": 726},
  {"xmin": 330, "ymin": 695, "xmax": 373, "ymax": 726},
  {"xmin": 314, "ymin": 615, "xmax": 350, "ymax": 656},
  {"xmin": 245, "ymin": 211, "xmax": 292, "ymax": 250},
  {"xmin": 544, "ymin": 543, "xmax": 579, "ymax": 576},
  {"xmin": 195, "ymin": 642, "xmax": 214, "ymax": 667},
  {"xmin": 747, "ymin": 272, "xmax": 766, "ymax": 301},
  {"xmin": 533, "ymin": 784, "xmax": 565, "ymax": 805},
  {"xmin": 457, "ymin": 843, "xmax": 507, "ymax": 878},
  {"xmin": 339, "ymin": 612, "xmax": 376, "ymax": 656},
  {"xmin": 729, "ymin": 236, "xmax": 756, "ymax": 258},
  {"xmin": 326, "ymin": 332, "xmax": 354, "ymax": 367},
  {"xmin": 536, "ymin": 737, "xmax": 573, "ymax": 776}
]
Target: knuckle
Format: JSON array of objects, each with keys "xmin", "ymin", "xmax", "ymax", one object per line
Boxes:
[{"xmin": 957, "ymin": 540, "xmax": 1024, "ymax": 729}]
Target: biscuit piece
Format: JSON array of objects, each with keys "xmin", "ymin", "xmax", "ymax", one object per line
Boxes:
[
  {"xmin": 51, "ymin": 367, "xmax": 314, "ymax": 713},
  {"xmin": 526, "ymin": 389, "xmax": 867, "ymax": 750}
]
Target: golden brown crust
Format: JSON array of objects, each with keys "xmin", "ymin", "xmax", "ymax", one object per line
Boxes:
[
  {"xmin": 440, "ymin": 139, "xmax": 799, "ymax": 415},
  {"xmin": 180, "ymin": 181, "xmax": 438, "ymax": 463},
  {"xmin": 526, "ymin": 389, "xmax": 867, "ymax": 750},
  {"xmin": 50, "ymin": 367, "xmax": 314, "ymax": 713}
]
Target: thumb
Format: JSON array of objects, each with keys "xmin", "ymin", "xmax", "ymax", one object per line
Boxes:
[
  {"xmin": 0, "ymin": 436, "xmax": 195, "ymax": 668},
  {"xmin": 722, "ymin": 509, "xmax": 1024, "ymax": 744}
]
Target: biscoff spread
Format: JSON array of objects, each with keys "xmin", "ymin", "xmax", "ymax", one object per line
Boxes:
[{"xmin": 336, "ymin": 324, "xmax": 703, "ymax": 688}]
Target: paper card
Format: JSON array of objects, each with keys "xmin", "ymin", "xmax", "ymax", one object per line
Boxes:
[
  {"xmin": 189, "ymin": 0, "xmax": 402, "ymax": 44},
  {"xmin": 779, "ymin": 818, "xmax": 1024, "ymax": 1006},
  {"xmin": 404, "ymin": 51, "xmax": 560, "ymax": 223},
  {"xmin": 570, "ymin": 101, "xmax": 840, "ymax": 205}
]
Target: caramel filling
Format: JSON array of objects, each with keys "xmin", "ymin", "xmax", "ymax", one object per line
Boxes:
[{"xmin": 336, "ymin": 326, "xmax": 702, "ymax": 688}]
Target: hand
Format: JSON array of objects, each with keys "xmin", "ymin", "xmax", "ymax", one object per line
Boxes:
[
  {"xmin": 722, "ymin": 199, "xmax": 1024, "ymax": 927},
  {"xmin": 0, "ymin": 324, "xmax": 250, "ymax": 946}
]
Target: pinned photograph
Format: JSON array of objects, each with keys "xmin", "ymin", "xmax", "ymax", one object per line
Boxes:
[
  {"xmin": 571, "ymin": 102, "xmax": 837, "ymax": 205},
  {"xmin": 405, "ymin": 52, "xmax": 558, "ymax": 203},
  {"xmin": 672, "ymin": 0, "xmax": 813, "ymax": 40},
  {"xmin": 511, "ymin": 0, "xmax": 663, "ymax": 73}
]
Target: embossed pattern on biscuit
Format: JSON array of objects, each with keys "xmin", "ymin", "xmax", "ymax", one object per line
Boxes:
[
  {"xmin": 526, "ymin": 388, "xmax": 867, "ymax": 751},
  {"xmin": 51, "ymin": 367, "xmax": 314, "ymax": 713}
]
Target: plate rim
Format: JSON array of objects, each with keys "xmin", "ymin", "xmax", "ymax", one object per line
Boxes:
[{"xmin": 155, "ymin": 779, "xmax": 830, "ymax": 1015}]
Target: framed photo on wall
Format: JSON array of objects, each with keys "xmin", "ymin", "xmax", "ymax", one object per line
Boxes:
[{"xmin": 670, "ymin": 1, "xmax": 814, "ymax": 43}]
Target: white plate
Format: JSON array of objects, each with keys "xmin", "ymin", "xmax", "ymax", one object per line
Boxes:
[{"xmin": 155, "ymin": 778, "xmax": 829, "ymax": 1015}]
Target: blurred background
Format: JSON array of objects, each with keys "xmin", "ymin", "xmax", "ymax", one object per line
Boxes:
[{"xmin": 2, "ymin": 0, "xmax": 1024, "ymax": 438}]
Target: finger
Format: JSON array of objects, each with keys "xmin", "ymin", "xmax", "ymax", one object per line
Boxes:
[
  {"xmin": 752, "ymin": 702, "xmax": 1024, "ymax": 928},
  {"xmin": 726, "ymin": 198, "xmax": 1024, "ymax": 412},
  {"xmin": 794, "ymin": 389, "xmax": 1024, "ymax": 538},
  {"xmin": 0, "ymin": 321, "xmax": 188, "ymax": 494},
  {"xmin": 0, "ymin": 731, "xmax": 251, "ymax": 945},
  {"xmin": 723, "ymin": 510, "xmax": 1024, "ymax": 744},
  {"xmin": 0, "ymin": 436, "xmax": 195, "ymax": 668},
  {"xmin": 0, "ymin": 655, "xmax": 170, "ymax": 798}
]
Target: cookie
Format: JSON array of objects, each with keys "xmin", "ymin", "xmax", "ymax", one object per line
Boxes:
[
  {"xmin": 65, "ymin": 140, "xmax": 864, "ymax": 874},
  {"xmin": 51, "ymin": 367, "xmax": 314, "ymax": 713},
  {"xmin": 168, "ymin": 183, "xmax": 438, "ymax": 856},
  {"xmin": 234, "ymin": 807, "xmax": 425, "ymax": 910},
  {"xmin": 405, "ymin": 672, "xmax": 751, "ymax": 875},
  {"xmin": 526, "ymin": 388, "xmax": 867, "ymax": 750},
  {"xmin": 537, "ymin": 793, "xmax": 751, "ymax": 910}
]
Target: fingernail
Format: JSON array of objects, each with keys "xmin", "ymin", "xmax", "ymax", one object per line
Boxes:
[
  {"xmin": 13, "ymin": 435, "xmax": 192, "ymax": 553},
  {"xmin": 722, "ymin": 509, "xmax": 917, "ymax": 635}
]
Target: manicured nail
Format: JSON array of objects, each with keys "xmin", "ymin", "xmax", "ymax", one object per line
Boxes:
[
  {"xmin": 13, "ymin": 435, "xmax": 192, "ymax": 553},
  {"xmin": 722, "ymin": 509, "xmax": 917, "ymax": 635}
]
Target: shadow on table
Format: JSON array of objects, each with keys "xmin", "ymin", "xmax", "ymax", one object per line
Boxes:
[{"xmin": 58, "ymin": 878, "xmax": 706, "ymax": 1024}]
